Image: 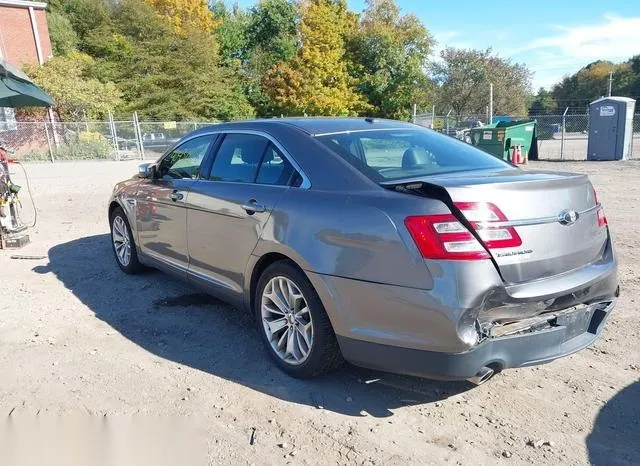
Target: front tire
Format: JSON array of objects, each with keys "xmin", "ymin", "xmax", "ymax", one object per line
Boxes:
[
  {"xmin": 255, "ymin": 261, "xmax": 343, "ymax": 378},
  {"xmin": 109, "ymin": 206, "xmax": 144, "ymax": 274}
]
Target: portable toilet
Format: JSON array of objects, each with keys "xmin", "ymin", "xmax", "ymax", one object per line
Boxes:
[{"xmin": 587, "ymin": 97, "xmax": 635, "ymax": 160}]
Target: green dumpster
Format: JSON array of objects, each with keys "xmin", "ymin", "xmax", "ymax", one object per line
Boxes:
[{"xmin": 469, "ymin": 120, "xmax": 538, "ymax": 161}]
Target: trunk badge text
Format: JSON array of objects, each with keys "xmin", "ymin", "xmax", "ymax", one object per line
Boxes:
[{"xmin": 558, "ymin": 209, "xmax": 579, "ymax": 226}]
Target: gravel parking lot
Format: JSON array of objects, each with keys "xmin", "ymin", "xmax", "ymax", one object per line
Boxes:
[{"xmin": 1, "ymin": 160, "xmax": 638, "ymax": 465}]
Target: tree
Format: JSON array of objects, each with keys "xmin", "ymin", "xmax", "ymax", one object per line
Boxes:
[
  {"xmin": 486, "ymin": 55, "xmax": 531, "ymax": 116},
  {"xmin": 240, "ymin": 0, "xmax": 299, "ymax": 115},
  {"xmin": 432, "ymin": 47, "xmax": 531, "ymax": 120},
  {"xmin": 263, "ymin": 0, "xmax": 367, "ymax": 116},
  {"xmin": 552, "ymin": 59, "xmax": 638, "ymax": 112},
  {"xmin": 89, "ymin": 0, "xmax": 253, "ymax": 120},
  {"xmin": 24, "ymin": 52, "xmax": 122, "ymax": 120},
  {"xmin": 47, "ymin": 11, "xmax": 79, "ymax": 55},
  {"xmin": 210, "ymin": 1, "xmax": 251, "ymax": 64},
  {"xmin": 246, "ymin": 0, "xmax": 298, "ymax": 66},
  {"xmin": 628, "ymin": 55, "xmax": 640, "ymax": 98},
  {"xmin": 47, "ymin": 0, "xmax": 111, "ymax": 43},
  {"xmin": 553, "ymin": 60, "xmax": 613, "ymax": 111},
  {"xmin": 528, "ymin": 88, "xmax": 557, "ymax": 115},
  {"xmin": 346, "ymin": 0, "xmax": 434, "ymax": 119},
  {"xmin": 144, "ymin": 0, "xmax": 217, "ymax": 35}
]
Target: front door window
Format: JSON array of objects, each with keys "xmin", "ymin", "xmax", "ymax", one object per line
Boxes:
[{"xmin": 157, "ymin": 136, "xmax": 214, "ymax": 180}]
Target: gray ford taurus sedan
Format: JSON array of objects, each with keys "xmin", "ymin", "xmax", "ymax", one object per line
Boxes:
[{"xmin": 108, "ymin": 118, "xmax": 618, "ymax": 384}]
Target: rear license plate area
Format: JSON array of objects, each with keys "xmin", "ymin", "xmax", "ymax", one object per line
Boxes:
[{"xmin": 554, "ymin": 306, "xmax": 593, "ymax": 340}]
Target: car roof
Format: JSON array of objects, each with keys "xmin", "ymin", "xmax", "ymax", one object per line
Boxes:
[{"xmin": 202, "ymin": 117, "xmax": 417, "ymax": 136}]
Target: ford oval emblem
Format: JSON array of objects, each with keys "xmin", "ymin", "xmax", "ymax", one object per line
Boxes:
[{"xmin": 558, "ymin": 209, "xmax": 579, "ymax": 225}]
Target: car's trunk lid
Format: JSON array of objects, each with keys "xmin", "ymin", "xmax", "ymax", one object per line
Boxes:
[{"xmin": 385, "ymin": 168, "xmax": 608, "ymax": 284}]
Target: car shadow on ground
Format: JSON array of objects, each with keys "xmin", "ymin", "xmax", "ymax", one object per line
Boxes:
[
  {"xmin": 587, "ymin": 381, "xmax": 640, "ymax": 465},
  {"xmin": 34, "ymin": 234, "xmax": 473, "ymax": 417}
]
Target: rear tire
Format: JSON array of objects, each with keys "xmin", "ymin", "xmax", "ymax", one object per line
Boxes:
[
  {"xmin": 109, "ymin": 206, "xmax": 144, "ymax": 274},
  {"xmin": 255, "ymin": 261, "xmax": 343, "ymax": 378}
]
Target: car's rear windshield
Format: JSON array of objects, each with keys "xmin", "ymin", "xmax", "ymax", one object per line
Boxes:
[{"xmin": 316, "ymin": 129, "xmax": 510, "ymax": 182}]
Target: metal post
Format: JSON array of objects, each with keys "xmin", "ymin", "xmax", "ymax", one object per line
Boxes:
[
  {"xmin": 608, "ymin": 71, "xmax": 613, "ymax": 97},
  {"xmin": 431, "ymin": 104, "xmax": 435, "ymax": 129},
  {"xmin": 133, "ymin": 112, "xmax": 145, "ymax": 160},
  {"xmin": 108, "ymin": 111, "xmax": 120, "ymax": 160},
  {"xmin": 412, "ymin": 103, "xmax": 417, "ymax": 124},
  {"xmin": 43, "ymin": 122, "xmax": 54, "ymax": 163},
  {"xmin": 47, "ymin": 108, "xmax": 60, "ymax": 147},
  {"xmin": 561, "ymin": 107, "xmax": 568, "ymax": 161},
  {"xmin": 446, "ymin": 109, "xmax": 452, "ymax": 135},
  {"xmin": 489, "ymin": 83, "xmax": 493, "ymax": 124}
]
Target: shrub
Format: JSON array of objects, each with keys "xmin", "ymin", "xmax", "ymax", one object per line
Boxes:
[
  {"xmin": 20, "ymin": 149, "xmax": 54, "ymax": 162},
  {"xmin": 53, "ymin": 138, "xmax": 112, "ymax": 160},
  {"xmin": 20, "ymin": 133, "xmax": 112, "ymax": 161}
]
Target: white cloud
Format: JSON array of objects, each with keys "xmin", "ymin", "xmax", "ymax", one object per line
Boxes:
[
  {"xmin": 526, "ymin": 15, "xmax": 640, "ymax": 61},
  {"xmin": 428, "ymin": 16, "xmax": 640, "ymax": 89},
  {"xmin": 501, "ymin": 15, "xmax": 640, "ymax": 89}
]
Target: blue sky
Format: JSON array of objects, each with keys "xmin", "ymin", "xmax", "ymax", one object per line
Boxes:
[{"xmin": 232, "ymin": 0, "xmax": 640, "ymax": 90}]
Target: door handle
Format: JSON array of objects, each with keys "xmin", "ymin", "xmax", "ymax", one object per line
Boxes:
[
  {"xmin": 170, "ymin": 191, "xmax": 184, "ymax": 202},
  {"xmin": 242, "ymin": 199, "xmax": 266, "ymax": 214}
]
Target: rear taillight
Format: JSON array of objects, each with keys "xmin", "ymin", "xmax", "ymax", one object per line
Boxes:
[
  {"xmin": 454, "ymin": 202, "xmax": 522, "ymax": 249},
  {"xmin": 405, "ymin": 214, "xmax": 490, "ymax": 260},
  {"xmin": 405, "ymin": 202, "xmax": 521, "ymax": 261},
  {"xmin": 594, "ymin": 189, "xmax": 607, "ymax": 228}
]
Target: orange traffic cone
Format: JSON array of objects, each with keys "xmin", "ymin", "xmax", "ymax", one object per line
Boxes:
[
  {"xmin": 516, "ymin": 145, "xmax": 522, "ymax": 164},
  {"xmin": 511, "ymin": 146, "xmax": 518, "ymax": 164}
]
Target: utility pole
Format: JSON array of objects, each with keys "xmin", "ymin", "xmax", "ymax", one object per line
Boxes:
[
  {"xmin": 608, "ymin": 71, "xmax": 613, "ymax": 97},
  {"xmin": 489, "ymin": 83, "xmax": 493, "ymax": 124}
]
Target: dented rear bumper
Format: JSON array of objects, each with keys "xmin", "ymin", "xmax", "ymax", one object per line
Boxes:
[
  {"xmin": 337, "ymin": 299, "xmax": 616, "ymax": 379},
  {"xmin": 307, "ymin": 232, "xmax": 618, "ymax": 380}
]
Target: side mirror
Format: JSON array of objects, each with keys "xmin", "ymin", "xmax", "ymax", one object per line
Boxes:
[{"xmin": 138, "ymin": 163, "xmax": 156, "ymax": 179}]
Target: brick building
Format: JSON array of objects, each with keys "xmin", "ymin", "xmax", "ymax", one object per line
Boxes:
[{"xmin": 0, "ymin": 0, "xmax": 52, "ymax": 129}]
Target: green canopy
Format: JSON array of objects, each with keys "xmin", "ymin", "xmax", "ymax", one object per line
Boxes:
[{"xmin": 0, "ymin": 59, "xmax": 52, "ymax": 108}]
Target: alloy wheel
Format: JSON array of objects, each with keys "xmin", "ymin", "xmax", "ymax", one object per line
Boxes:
[
  {"xmin": 261, "ymin": 276, "xmax": 313, "ymax": 365},
  {"xmin": 112, "ymin": 215, "xmax": 131, "ymax": 267}
]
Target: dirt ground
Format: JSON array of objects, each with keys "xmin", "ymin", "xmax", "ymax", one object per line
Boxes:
[{"xmin": 0, "ymin": 160, "xmax": 638, "ymax": 465}]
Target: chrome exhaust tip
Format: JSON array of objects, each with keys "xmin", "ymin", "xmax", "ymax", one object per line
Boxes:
[{"xmin": 467, "ymin": 366, "xmax": 495, "ymax": 386}]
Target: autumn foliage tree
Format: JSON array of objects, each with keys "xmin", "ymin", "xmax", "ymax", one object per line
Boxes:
[
  {"xmin": 143, "ymin": 0, "xmax": 217, "ymax": 34},
  {"xmin": 264, "ymin": 0, "xmax": 368, "ymax": 116},
  {"xmin": 24, "ymin": 51, "xmax": 122, "ymax": 120},
  {"xmin": 35, "ymin": 0, "xmax": 547, "ymax": 121},
  {"xmin": 347, "ymin": 0, "xmax": 434, "ymax": 120},
  {"xmin": 551, "ymin": 59, "xmax": 638, "ymax": 112}
]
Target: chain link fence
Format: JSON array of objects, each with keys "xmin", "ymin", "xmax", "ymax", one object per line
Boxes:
[
  {"xmin": 2, "ymin": 113, "xmax": 640, "ymax": 162},
  {"xmin": 0, "ymin": 118, "xmax": 220, "ymax": 162},
  {"xmin": 414, "ymin": 112, "xmax": 640, "ymax": 160}
]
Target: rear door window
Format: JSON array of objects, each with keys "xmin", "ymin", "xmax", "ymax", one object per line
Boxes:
[
  {"xmin": 255, "ymin": 143, "xmax": 298, "ymax": 186},
  {"xmin": 317, "ymin": 129, "xmax": 510, "ymax": 182},
  {"xmin": 360, "ymin": 137, "xmax": 411, "ymax": 168},
  {"xmin": 208, "ymin": 134, "xmax": 301, "ymax": 186},
  {"xmin": 209, "ymin": 134, "xmax": 269, "ymax": 183}
]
